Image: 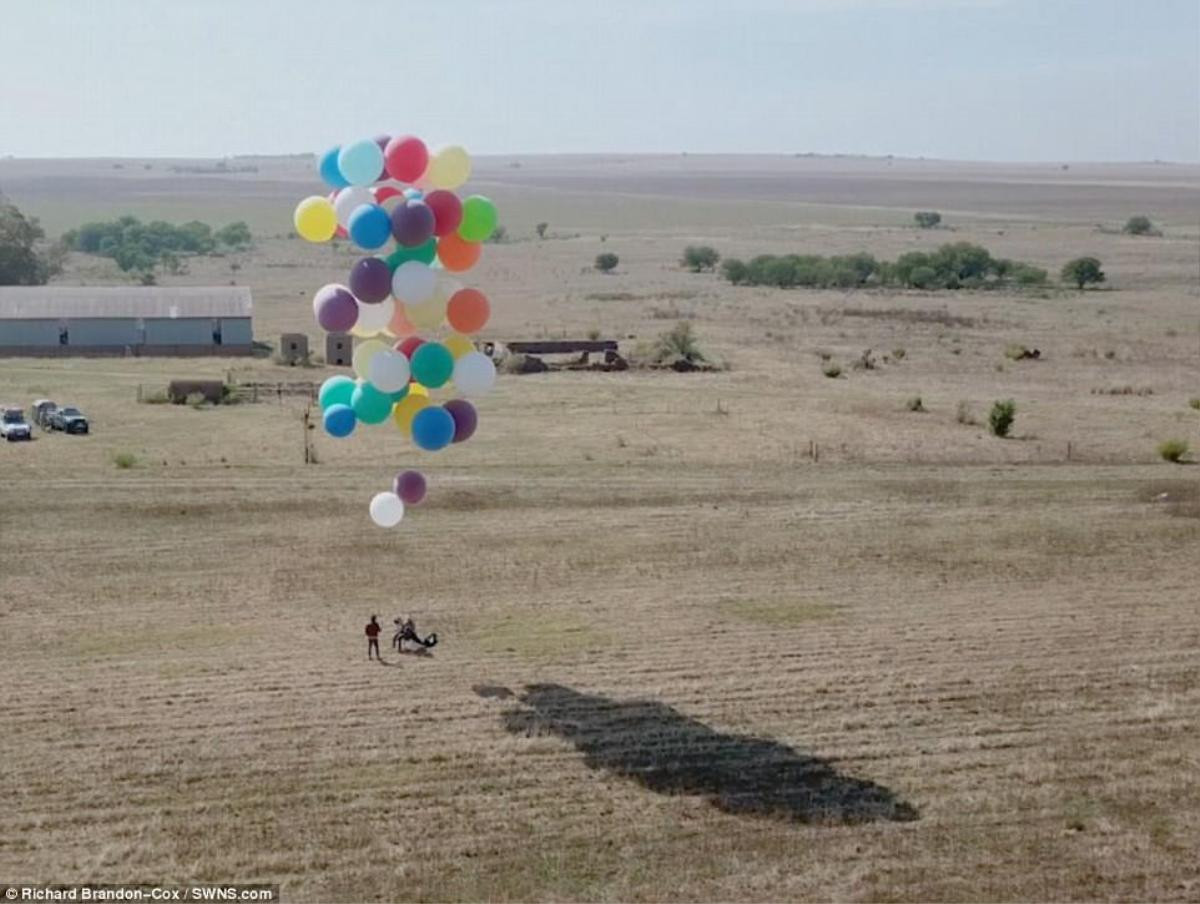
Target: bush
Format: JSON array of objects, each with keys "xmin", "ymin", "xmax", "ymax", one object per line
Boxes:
[
  {"xmin": 113, "ymin": 452, "xmax": 138, "ymax": 469},
  {"xmin": 892, "ymin": 348, "xmax": 906, "ymax": 360},
  {"xmin": 1123, "ymin": 216, "xmax": 1157, "ymax": 236},
  {"xmin": 595, "ymin": 252, "xmax": 618, "ymax": 273},
  {"xmin": 1061, "ymin": 257, "xmax": 1105, "ymax": 289},
  {"xmin": 1011, "ymin": 263, "xmax": 1048, "ymax": 285},
  {"xmin": 654, "ymin": 321, "xmax": 706, "ymax": 364},
  {"xmin": 914, "ymin": 211, "xmax": 942, "ymax": 229},
  {"xmin": 906, "ymin": 396, "xmax": 925, "ymax": 412},
  {"xmin": 1158, "ymin": 439, "xmax": 1189, "ymax": 463},
  {"xmin": 1189, "ymin": 398, "xmax": 1200, "ymax": 411},
  {"xmin": 535, "ymin": 222, "xmax": 548, "ymax": 239},
  {"xmin": 822, "ymin": 362, "xmax": 842, "ymax": 379},
  {"xmin": 721, "ymin": 258, "xmax": 748, "ymax": 284},
  {"xmin": 988, "ymin": 400, "xmax": 1016, "ymax": 437},
  {"xmin": 681, "ymin": 245, "xmax": 720, "ymax": 272}
]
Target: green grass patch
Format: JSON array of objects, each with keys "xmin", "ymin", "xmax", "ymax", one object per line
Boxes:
[
  {"xmin": 718, "ymin": 598, "xmax": 840, "ymax": 627},
  {"xmin": 472, "ymin": 610, "xmax": 611, "ymax": 661}
]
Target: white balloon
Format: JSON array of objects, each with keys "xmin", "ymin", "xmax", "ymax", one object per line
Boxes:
[
  {"xmin": 367, "ymin": 349, "xmax": 411, "ymax": 393},
  {"xmin": 334, "ymin": 186, "xmax": 374, "ymax": 228},
  {"xmin": 369, "ymin": 491, "xmax": 405, "ymax": 528},
  {"xmin": 352, "ymin": 338, "xmax": 389, "ymax": 380},
  {"xmin": 391, "ymin": 261, "xmax": 436, "ymax": 304},
  {"xmin": 350, "ymin": 297, "xmax": 394, "ymax": 337},
  {"xmin": 453, "ymin": 351, "xmax": 497, "ymax": 397}
]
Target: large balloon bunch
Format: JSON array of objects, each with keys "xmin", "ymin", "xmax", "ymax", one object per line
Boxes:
[{"xmin": 294, "ymin": 135, "xmax": 498, "ymax": 527}]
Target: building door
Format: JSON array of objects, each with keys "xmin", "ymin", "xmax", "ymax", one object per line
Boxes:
[{"xmin": 212, "ymin": 319, "xmax": 223, "ymax": 346}]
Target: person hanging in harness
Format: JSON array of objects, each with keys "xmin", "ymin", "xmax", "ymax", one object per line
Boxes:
[{"xmin": 393, "ymin": 615, "xmax": 437, "ymax": 652}]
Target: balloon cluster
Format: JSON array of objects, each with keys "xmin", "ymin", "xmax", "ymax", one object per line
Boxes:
[{"xmin": 294, "ymin": 135, "xmax": 498, "ymax": 527}]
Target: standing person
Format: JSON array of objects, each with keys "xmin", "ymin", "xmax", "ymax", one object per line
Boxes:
[{"xmin": 365, "ymin": 615, "xmax": 382, "ymax": 661}]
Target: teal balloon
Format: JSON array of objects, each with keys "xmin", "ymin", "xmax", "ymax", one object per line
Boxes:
[
  {"xmin": 386, "ymin": 238, "xmax": 437, "ymax": 271},
  {"xmin": 319, "ymin": 375, "xmax": 355, "ymax": 410},
  {"xmin": 351, "ymin": 380, "xmax": 394, "ymax": 424},
  {"xmin": 411, "ymin": 406, "xmax": 455, "ymax": 451},
  {"xmin": 338, "ymin": 139, "xmax": 385, "ymax": 187},
  {"xmin": 390, "ymin": 384, "xmax": 411, "ymax": 402},
  {"xmin": 410, "ymin": 342, "xmax": 454, "ymax": 388}
]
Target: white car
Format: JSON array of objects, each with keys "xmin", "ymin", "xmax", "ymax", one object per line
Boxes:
[{"xmin": 1, "ymin": 407, "xmax": 32, "ymax": 441}]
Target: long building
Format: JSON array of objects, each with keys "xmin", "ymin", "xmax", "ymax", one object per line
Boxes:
[{"xmin": 0, "ymin": 287, "xmax": 253, "ymax": 356}]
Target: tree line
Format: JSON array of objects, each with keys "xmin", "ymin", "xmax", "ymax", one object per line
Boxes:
[{"xmin": 63, "ymin": 216, "xmax": 252, "ymax": 274}]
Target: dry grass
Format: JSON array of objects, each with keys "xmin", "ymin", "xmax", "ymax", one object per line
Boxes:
[{"xmin": 1, "ymin": 154, "xmax": 1199, "ymax": 901}]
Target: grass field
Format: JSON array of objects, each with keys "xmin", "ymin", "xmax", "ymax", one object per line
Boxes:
[{"xmin": 1, "ymin": 154, "xmax": 1199, "ymax": 901}]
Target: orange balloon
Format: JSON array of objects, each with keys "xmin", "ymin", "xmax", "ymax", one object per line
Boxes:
[
  {"xmin": 388, "ymin": 303, "xmax": 417, "ymax": 338},
  {"xmin": 437, "ymin": 233, "xmax": 482, "ymax": 272},
  {"xmin": 446, "ymin": 288, "xmax": 490, "ymax": 334}
]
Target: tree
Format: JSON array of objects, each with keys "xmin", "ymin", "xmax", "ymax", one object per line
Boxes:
[
  {"xmin": 0, "ymin": 200, "xmax": 60, "ymax": 285},
  {"xmin": 215, "ymin": 221, "xmax": 252, "ymax": 248},
  {"xmin": 535, "ymin": 222, "xmax": 548, "ymax": 239},
  {"xmin": 681, "ymin": 245, "xmax": 720, "ymax": 272},
  {"xmin": 914, "ymin": 211, "xmax": 942, "ymax": 229},
  {"xmin": 595, "ymin": 252, "xmax": 618, "ymax": 273},
  {"xmin": 1123, "ymin": 215, "xmax": 1157, "ymax": 236},
  {"xmin": 1061, "ymin": 256, "xmax": 1105, "ymax": 289}
]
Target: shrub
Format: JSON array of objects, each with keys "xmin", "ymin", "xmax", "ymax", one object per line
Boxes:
[
  {"xmin": 1061, "ymin": 257, "xmax": 1105, "ymax": 289},
  {"xmin": 487, "ymin": 224, "xmax": 507, "ymax": 244},
  {"xmin": 1158, "ymin": 439, "xmax": 1189, "ymax": 463},
  {"xmin": 914, "ymin": 211, "xmax": 942, "ymax": 228},
  {"xmin": 721, "ymin": 258, "xmax": 748, "ymax": 284},
  {"xmin": 654, "ymin": 321, "xmax": 706, "ymax": 364},
  {"xmin": 535, "ymin": 222, "xmax": 548, "ymax": 239},
  {"xmin": 594, "ymin": 252, "xmax": 618, "ymax": 273},
  {"xmin": 1123, "ymin": 215, "xmax": 1157, "ymax": 236},
  {"xmin": 906, "ymin": 396, "xmax": 925, "ymax": 412},
  {"xmin": 988, "ymin": 400, "xmax": 1016, "ymax": 437},
  {"xmin": 822, "ymin": 362, "xmax": 842, "ymax": 379},
  {"xmin": 892, "ymin": 348, "xmax": 906, "ymax": 360},
  {"xmin": 1004, "ymin": 344, "xmax": 1031, "ymax": 360},
  {"xmin": 681, "ymin": 245, "xmax": 720, "ymax": 272},
  {"xmin": 1189, "ymin": 398, "xmax": 1200, "ymax": 411},
  {"xmin": 113, "ymin": 452, "xmax": 138, "ymax": 469},
  {"xmin": 1011, "ymin": 263, "xmax": 1048, "ymax": 285},
  {"xmin": 908, "ymin": 265, "xmax": 939, "ymax": 289}
]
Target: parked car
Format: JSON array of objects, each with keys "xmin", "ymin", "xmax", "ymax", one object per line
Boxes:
[
  {"xmin": 30, "ymin": 399, "xmax": 58, "ymax": 431},
  {"xmin": 1, "ymin": 406, "xmax": 33, "ymax": 441},
  {"xmin": 50, "ymin": 406, "xmax": 90, "ymax": 434}
]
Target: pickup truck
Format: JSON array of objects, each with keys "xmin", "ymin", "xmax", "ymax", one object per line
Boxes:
[
  {"xmin": 50, "ymin": 405, "xmax": 90, "ymax": 435},
  {"xmin": 1, "ymin": 407, "xmax": 32, "ymax": 441}
]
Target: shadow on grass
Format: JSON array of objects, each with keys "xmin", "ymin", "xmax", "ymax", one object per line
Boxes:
[{"xmin": 495, "ymin": 683, "xmax": 918, "ymax": 825}]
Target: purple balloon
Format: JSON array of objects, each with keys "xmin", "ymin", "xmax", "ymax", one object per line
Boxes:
[
  {"xmin": 349, "ymin": 257, "xmax": 392, "ymax": 304},
  {"xmin": 374, "ymin": 134, "xmax": 390, "ymax": 181},
  {"xmin": 390, "ymin": 200, "xmax": 435, "ymax": 247},
  {"xmin": 392, "ymin": 469, "xmax": 427, "ymax": 505},
  {"xmin": 443, "ymin": 398, "xmax": 478, "ymax": 443},
  {"xmin": 314, "ymin": 285, "xmax": 358, "ymax": 332}
]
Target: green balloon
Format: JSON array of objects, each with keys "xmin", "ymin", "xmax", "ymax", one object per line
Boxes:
[
  {"xmin": 351, "ymin": 380, "xmax": 394, "ymax": 424},
  {"xmin": 319, "ymin": 375, "xmax": 355, "ymax": 410},
  {"xmin": 390, "ymin": 384, "xmax": 410, "ymax": 403},
  {"xmin": 386, "ymin": 238, "xmax": 437, "ymax": 271},
  {"xmin": 410, "ymin": 342, "xmax": 454, "ymax": 389},
  {"xmin": 458, "ymin": 195, "xmax": 497, "ymax": 243}
]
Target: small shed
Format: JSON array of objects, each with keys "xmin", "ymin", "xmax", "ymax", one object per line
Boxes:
[{"xmin": 326, "ymin": 332, "xmax": 352, "ymax": 367}]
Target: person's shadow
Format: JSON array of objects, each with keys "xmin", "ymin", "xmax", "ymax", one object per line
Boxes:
[{"xmin": 495, "ymin": 683, "xmax": 917, "ymax": 825}]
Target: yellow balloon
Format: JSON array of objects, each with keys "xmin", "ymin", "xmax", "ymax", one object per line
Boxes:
[
  {"xmin": 427, "ymin": 146, "xmax": 471, "ymax": 190},
  {"xmin": 406, "ymin": 296, "xmax": 446, "ymax": 330},
  {"xmin": 409, "ymin": 383, "xmax": 429, "ymax": 397},
  {"xmin": 444, "ymin": 334, "xmax": 475, "ymax": 359},
  {"xmin": 293, "ymin": 195, "xmax": 337, "ymax": 242},
  {"xmin": 351, "ymin": 338, "xmax": 389, "ymax": 380},
  {"xmin": 392, "ymin": 393, "xmax": 431, "ymax": 434}
]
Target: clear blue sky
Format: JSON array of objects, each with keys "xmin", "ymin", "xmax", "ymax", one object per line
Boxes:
[{"xmin": 2, "ymin": 0, "xmax": 1196, "ymax": 161}]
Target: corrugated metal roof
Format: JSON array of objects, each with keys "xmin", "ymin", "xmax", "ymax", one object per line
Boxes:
[{"xmin": 0, "ymin": 287, "xmax": 252, "ymax": 320}]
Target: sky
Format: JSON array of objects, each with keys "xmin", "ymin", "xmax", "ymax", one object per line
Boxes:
[{"xmin": 1, "ymin": 0, "xmax": 1197, "ymax": 162}]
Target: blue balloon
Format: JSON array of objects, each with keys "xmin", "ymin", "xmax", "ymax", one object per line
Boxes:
[
  {"xmin": 338, "ymin": 139, "xmax": 385, "ymax": 186},
  {"xmin": 411, "ymin": 406, "xmax": 455, "ymax": 451},
  {"xmin": 323, "ymin": 403, "xmax": 356, "ymax": 438},
  {"xmin": 403, "ymin": 187, "xmax": 424, "ymax": 200},
  {"xmin": 319, "ymin": 146, "xmax": 349, "ymax": 189},
  {"xmin": 348, "ymin": 204, "xmax": 391, "ymax": 250}
]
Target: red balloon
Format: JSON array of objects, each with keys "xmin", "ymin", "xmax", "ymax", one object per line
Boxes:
[
  {"xmin": 424, "ymin": 190, "xmax": 463, "ymax": 237},
  {"xmin": 384, "ymin": 135, "xmax": 429, "ymax": 183},
  {"xmin": 397, "ymin": 336, "xmax": 426, "ymax": 359},
  {"xmin": 374, "ymin": 185, "xmax": 405, "ymax": 204}
]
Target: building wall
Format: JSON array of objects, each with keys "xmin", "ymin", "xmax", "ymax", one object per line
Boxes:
[
  {"xmin": 143, "ymin": 318, "xmax": 213, "ymax": 345},
  {"xmin": 220, "ymin": 318, "xmax": 253, "ymax": 346},
  {"xmin": 69, "ymin": 318, "xmax": 141, "ymax": 346},
  {"xmin": 0, "ymin": 319, "xmax": 59, "ymax": 346}
]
